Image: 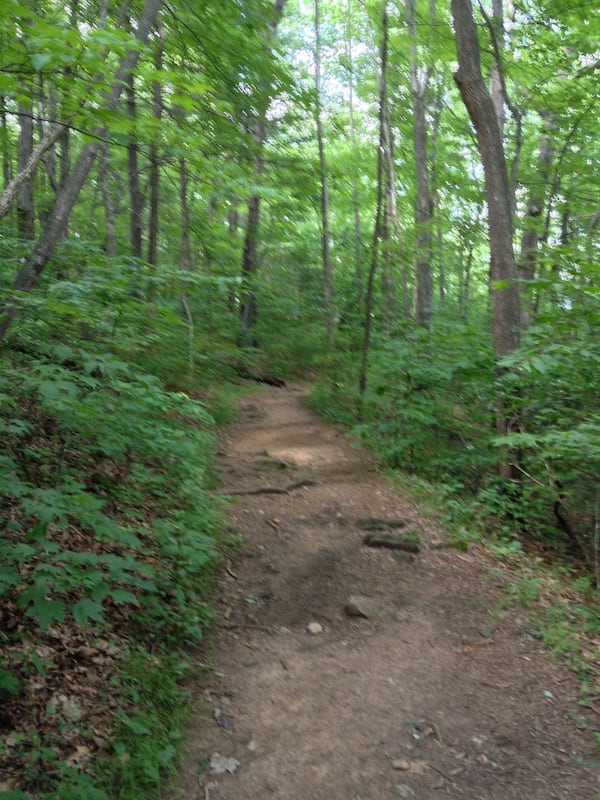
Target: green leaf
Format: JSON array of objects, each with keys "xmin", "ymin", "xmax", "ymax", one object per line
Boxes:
[
  {"xmin": 0, "ymin": 666, "xmax": 22, "ymax": 696},
  {"xmin": 156, "ymin": 745, "xmax": 176, "ymax": 763},
  {"xmin": 109, "ymin": 588, "xmax": 138, "ymax": 605},
  {"xmin": 119, "ymin": 714, "xmax": 151, "ymax": 735},
  {"xmin": 30, "ymin": 52, "xmax": 53, "ymax": 70},
  {"xmin": 72, "ymin": 598, "xmax": 105, "ymax": 626},
  {"xmin": 26, "ymin": 598, "xmax": 66, "ymax": 630}
]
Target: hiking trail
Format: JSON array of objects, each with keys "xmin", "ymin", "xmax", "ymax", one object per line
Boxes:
[{"xmin": 175, "ymin": 384, "xmax": 599, "ymax": 800}]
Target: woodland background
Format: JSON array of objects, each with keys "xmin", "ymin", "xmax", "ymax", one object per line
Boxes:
[{"xmin": 0, "ymin": 0, "xmax": 599, "ymax": 796}]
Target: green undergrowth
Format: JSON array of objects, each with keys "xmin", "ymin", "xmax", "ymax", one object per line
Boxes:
[
  {"xmin": 0, "ymin": 250, "xmax": 246, "ymax": 797},
  {"xmin": 0, "ymin": 336, "xmax": 235, "ymax": 797}
]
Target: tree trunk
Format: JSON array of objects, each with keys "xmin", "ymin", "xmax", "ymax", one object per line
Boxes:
[
  {"xmin": 238, "ymin": 0, "xmax": 287, "ymax": 346},
  {"xmin": 126, "ymin": 72, "xmax": 143, "ymax": 259},
  {"xmin": 0, "ymin": 0, "xmax": 164, "ymax": 341},
  {"xmin": 345, "ymin": 2, "xmax": 363, "ymax": 309},
  {"xmin": 179, "ymin": 156, "xmax": 191, "ymax": 272},
  {"xmin": 100, "ymin": 141, "xmax": 117, "ymax": 257},
  {"xmin": 358, "ymin": 1, "xmax": 388, "ymax": 400},
  {"xmin": 17, "ymin": 95, "xmax": 35, "ymax": 239},
  {"xmin": 0, "ymin": 97, "xmax": 10, "ymax": 189},
  {"xmin": 147, "ymin": 25, "xmax": 164, "ymax": 266},
  {"xmin": 407, "ymin": 0, "xmax": 433, "ymax": 329},
  {"xmin": 314, "ymin": 0, "xmax": 335, "ymax": 349},
  {"xmin": 239, "ymin": 186, "xmax": 261, "ymax": 345},
  {"xmin": 380, "ymin": 91, "xmax": 398, "ymax": 323},
  {"xmin": 451, "ymin": 0, "xmax": 520, "ymax": 361},
  {"xmin": 518, "ymin": 121, "xmax": 553, "ymax": 329},
  {"xmin": 490, "ymin": 0, "xmax": 505, "ymax": 136},
  {"xmin": 452, "ymin": 0, "xmax": 520, "ymax": 479}
]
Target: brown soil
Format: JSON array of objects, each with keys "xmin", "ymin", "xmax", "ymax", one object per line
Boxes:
[{"xmin": 175, "ymin": 384, "xmax": 599, "ymax": 800}]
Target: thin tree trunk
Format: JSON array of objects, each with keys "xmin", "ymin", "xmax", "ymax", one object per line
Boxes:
[
  {"xmin": 239, "ymin": 164, "xmax": 262, "ymax": 345},
  {"xmin": 358, "ymin": 1, "xmax": 388, "ymax": 400},
  {"xmin": 179, "ymin": 156, "xmax": 191, "ymax": 271},
  {"xmin": 0, "ymin": 97, "xmax": 10, "ymax": 189},
  {"xmin": 179, "ymin": 156, "xmax": 194, "ymax": 378},
  {"xmin": 147, "ymin": 25, "xmax": 164, "ymax": 266},
  {"xmin": 0, "ymin": 0, "xmax": 164, "ymax": 341},
  {"xmin": 17, "ymin": 94, "xmax": 35, "ymax": 239},
  {"xmin": 100, "ymin": 141, "xmax": 117, "ymax": 257},
  {"xmin": 380, "ymin": 92, "xmax": 397, "ymax": 322},
  {"xmin": 314, "ymin": 0, "xmax": 335, "ymax": 349},
  {"xmin": 518, "ymin": 122, "xmax": 553, "ymax": 329},
  {"xmin": 407, "ymin": 0, "xmax": 433, "ymax": 329},
  {"xmin": 238, "ymin": 0, "xmax": 288, "ymax": 346},
  {"xmin": 126, "ymin": 72, "xmax": 143, "ymax": 259},
  {"xmin": 345, "ymin": 1, "xmax": 363, "ymax": 309}
]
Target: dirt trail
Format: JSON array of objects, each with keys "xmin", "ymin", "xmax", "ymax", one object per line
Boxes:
[{"xmin": 176, "ymin": 384, "xmax": 599, "ymax": 800}]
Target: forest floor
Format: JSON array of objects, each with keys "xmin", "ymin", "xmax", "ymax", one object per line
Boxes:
[{"xmin": 174, "ymin": 383, "xmax": 599, "ymax": 800}]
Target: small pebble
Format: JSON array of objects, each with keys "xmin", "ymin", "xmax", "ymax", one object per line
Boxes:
[
  {"xmin": 307, "ymin": 622, "xmax": 323, "ymax": 634},
  {"xmin": 392, "ymin": 759, "xmax": 410, "ymax": 771}
]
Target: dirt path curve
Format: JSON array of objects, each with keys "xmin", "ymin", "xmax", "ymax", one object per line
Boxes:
[{"xmin": 176, "ymin": 384, "xmax": 599, "ymax": 800}]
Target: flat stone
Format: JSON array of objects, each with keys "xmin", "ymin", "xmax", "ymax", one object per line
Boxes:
[
  {"xmin": 345, "ymin": 595, "xmax": 379, "ymax": 619},
  {"xmin": 307, "ymin": 621, "xmax": 323, "ymax": 634},
  {"xmin": 209, "ymin": 753, "xmax": 240, "ymax": 774},
  {"xmin": 392, "ymin": 759, "xmax": 411, "ymax": 771}
]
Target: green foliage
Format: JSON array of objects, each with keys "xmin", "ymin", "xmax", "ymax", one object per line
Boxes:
[
  {"xmin": 0, "ymin": 241, "xmax": 235, "ymax": 794},
  {"xmin": 98, "ymin": 649, "xmax": 192, "ymax": 799},
  {"xmin": 0, "ymin": 338, "xmax": 221, "ymax": 637},
  {"xmin": 313, "ymin": 318, "xmax": 497, "ymax": 487},
  {"xmin": 495, "ymin": 294, "xmax": 600, "ymax": 569}
]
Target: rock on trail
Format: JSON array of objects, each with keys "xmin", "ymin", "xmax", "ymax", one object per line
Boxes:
[{"xmin": 173, "ymin": 384, "xmax": 599, "ymax": 800}]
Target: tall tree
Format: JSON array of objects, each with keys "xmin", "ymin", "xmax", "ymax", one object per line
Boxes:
[
  {"xmin": 407, "ymin": 0, "xmax": 434, "ymax": 329},
  {"xmin": 358, "ymin": 1, "xmax": 389, "ymax": 399},
  {"xmin": 126, "ymin": 72, "xmax": 143, "ymax": 259},
  {"xmin": 451, "ymin": 0, "xmax": 519, "ymax": 360},
  {"xmin": 147, "ymin": 26, "xmax": 165, "ymax": 267},
  {"xmin": 16, "ymin": 89, "xmax": 35, "ymax": 239},
  {"xmin": 451, "ymin": 0, "xmax": 520, "ymax": 474},
  {"xmin": 238, "ymin": 0, "xmax": 287, "ymax": 346},
  {"xmin": 314, "ymin": 0, "xmax": 335, "ymax": 349}
]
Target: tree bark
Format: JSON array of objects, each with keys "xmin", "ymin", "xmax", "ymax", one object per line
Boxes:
[
  {"xmin": 345, "ymin": 2, "xmax": 363, "ymax": 310},
  {"xmin": 358, "ymin": 2, "xmax": 388, "ymax": 400},
  {"xmin": 126, "ymin": 72, "xmax": 143, "ymax": 259},
  {"xmin": 147, "ymin": 25, "xmax": 164, "ymax": 267},
  {"xmin": 0, "ymin": 97, "xmax": 10, "ymax": 189},
  {"xmin": 490, "ymin": 0, "xmax": 505, "ymax": 136},
  {"xmin": 314, "ymin": 0, "xmax": 335, "ymax": 349},
  {"xmin": 452, "ymin": 0, "xmax": 520, "ymax": 478},
  {"xmin": 518, "ymin": 121, "xmax": 553, "ymax": 329},
  {"xmin": 407, "ymin": 0, "xmax": 433, "ymax": 329},
  {"xmin": 380, "ymin": 84, "xmax": 398, "ymax": 323},
  {"xmin": 0, "ymin": 0, "xmax": 164, "ymax": 341},
  {"xmin": 100, "ymin": 141, "xmax": 117, "ymax": 257},
  {"xmin": 238, "ymin": 0, "xmax": 288, "ymax": 346},
  {"xmin": 16, "ymin": 94, "xmax": 36, "ymax": 240},
  {"xmin": 451, "ymin": 0, "xmax": 519, "ymax": 360},
  {"xmin": 179, "ymin": 156, "xmax": 191, "ymax": 272}
]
